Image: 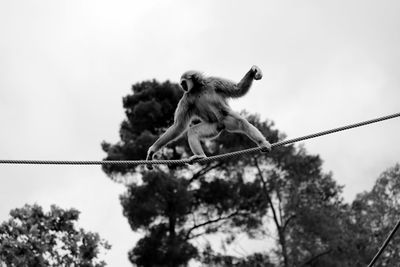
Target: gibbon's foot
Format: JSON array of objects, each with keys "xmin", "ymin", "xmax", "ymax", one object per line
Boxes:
[
  {"xmin": 146, "ymin": 150, "xmax": 155, "ymax": 170},
  {"xmin": 251, "ymin": 65, "xmax": 263, "ymax": 80},
  {"xmin": 260, "ymin": 142, "xmax": 272, "ymax": 153},
  {"xmin": 188, "ymin": 154, "xmax": 207, "ymax": 164},
  {"xmin": 146, "ymin": 163, "xmax": 154, "ymax": 170}
]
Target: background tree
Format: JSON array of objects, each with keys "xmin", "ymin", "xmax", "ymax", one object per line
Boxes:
[
  {"xmin": 102, "ymin": 79, "xmax": 353, "ymax": 266},
  {"xmin": 350, "ymin": 163, "xmax": 400, "ymax": 266},
  {"xmin": 0, "ymin": 204, "xmax": 110, "ymax": 267},
  {"xmin": 246, "ymin": 120, "xmax": 350, "ymax": 267}
]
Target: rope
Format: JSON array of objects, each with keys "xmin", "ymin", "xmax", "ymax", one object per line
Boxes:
[
  {"xmin": 0, "ymin": 112, "xmax": 399, "ymax": 166},
  {"xmin": 368, "ymin": 217, "xmax": 400, "ymax": 267}
]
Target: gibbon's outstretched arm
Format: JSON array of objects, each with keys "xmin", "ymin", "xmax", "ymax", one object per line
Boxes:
[
  {"xmin": 146, "ymin": 99, "xmax": 191, "ymax": 168},
  {"xmin": 213, "ymin": 65, "xmax": 262, "ymax": 98},
  {"xmin": 146, "ymin": 65, "xmax": 268, "ymax": 169}
]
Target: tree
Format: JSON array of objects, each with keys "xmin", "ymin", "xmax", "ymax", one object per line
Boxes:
[
  {"xmin": 350, "ymin": 163, "xmax": 400, "ymax": 266},
  {"xmin": 0, "ymin": 204, "xmax": 110, "ymax": 267},
  {"xmin": 102, "ymin": 79, "xmax": 349, "ymax": 266},
  {"xmin": 102, "ymin": 80, "xmax": 272, "ymax": 266},
  {"xmin": 247, "ymin": 121, "xmax": 350, "ymax": 266}
]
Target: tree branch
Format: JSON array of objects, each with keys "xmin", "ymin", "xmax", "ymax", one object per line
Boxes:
[
  {"xmin": 254, "ymin": 158, "xmax": 281, "ymax": 229},
  {"xmin": 282, "ymin": 214, "xmax": 296, "ymax": 232},
  {"xmin": 254, "ymin": 157, "xmax": 290, "ymax": 267},
  {"xmin": 189, "ymin": 162, "xmax": 223, "ymax": 183},
  {"xmin": 185, "ymin": 210, "xmax": 240, "ymax": 240},
  {"xmin": 276, "ymin": 183, "xmax": 284, "ymax": 228},
  {"xmin": 300, "ymin": 249, "xmax": 333, "ymax": 267}
]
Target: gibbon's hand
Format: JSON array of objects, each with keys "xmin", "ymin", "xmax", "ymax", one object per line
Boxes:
[
  {"xmin": 251, "ymin": 65, "xmax": 263, "ymax": 80},
  {"xmin": 187, "ymin": 154, "xmax": 207, "ymax": 165},
  {"xmin": 260, "ymin": 141, "xmax": 272, "ymax": 153},
  {"xmin": 146, "ymin": 148, "xmax": 156, "ymax": 170}
]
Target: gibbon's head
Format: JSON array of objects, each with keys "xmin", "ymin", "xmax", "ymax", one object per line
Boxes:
[{"xmin": 180, "ymin": 71, "xmax": 204, "ymax": 92}]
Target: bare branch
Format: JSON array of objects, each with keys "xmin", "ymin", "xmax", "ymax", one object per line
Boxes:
[
  {"xmin": 254, "ymin": 157, "xmax": 281, "ymax": 229},
  {"xmin": 282, "ymin": 214, "xmax": 296, "ymax": 231},
  {"xmin": 300, "ymin": 249, "xmax": 333, "ymax": 267},
  {"xmin": 188, "ymin": 231, "xmax": 208, "ymax": 240},
  {"xmin": 189, "ymin": 162, "xmax": 223, "ymax": 183},
  {"xmin": 185, "ymin": 210, "xmax": 240, "ymax": 240}
]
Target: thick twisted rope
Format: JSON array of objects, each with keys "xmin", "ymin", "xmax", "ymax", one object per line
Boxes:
[{"xmin": 0, "ymin": 112, "xmax": 399, "ymax": 166}]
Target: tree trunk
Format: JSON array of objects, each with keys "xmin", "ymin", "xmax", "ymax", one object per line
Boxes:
[
  {"xmin": 278, "ymin": 228, "xmax": 289, "ymax": 267},
  {"xmin": 254, "ymin": 158, "xmax": 290, "ymax": 267},
  {"xmin": 169, "ymin": 214, "xmax": 176, "ymax": 239}
]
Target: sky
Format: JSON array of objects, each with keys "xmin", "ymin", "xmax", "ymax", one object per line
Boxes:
[{"xmin": 0, "ymin": 0, "xmax": 399, "ymax": 266}]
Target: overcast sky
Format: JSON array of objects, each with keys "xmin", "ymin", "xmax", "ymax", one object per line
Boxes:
[{"xmin": 0, "ymin": 0, "xmax": 399, "ymax": 266}]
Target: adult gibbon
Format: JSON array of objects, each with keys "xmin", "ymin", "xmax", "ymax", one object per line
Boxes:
[{"xmin": 146, "ymin": 65, "xmax": 271, "ymax": 169}]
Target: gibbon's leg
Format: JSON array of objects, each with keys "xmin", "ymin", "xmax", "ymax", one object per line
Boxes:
[
  {"xmin": 223, "ymin": 112, "xmax": 271, "ymax": 152},
  {"xmin": 187, "ymin": 122, "xmax": 220, "ymax": 162}
]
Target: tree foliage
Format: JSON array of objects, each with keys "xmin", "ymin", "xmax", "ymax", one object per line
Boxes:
[
  {"xmin": 201, "ymin": 244, "xmax": 275, "ymax": 267},
  {"xmin": 0, "ymin": 204, "xmax": 110, "ymax": 267},
  {"xmin": 102, "ymin": 80, "xmax": 183, "ymax": 177},
  {"xmin": 350, "ymin": 163, "xmax": 400, "ymax": 266}
]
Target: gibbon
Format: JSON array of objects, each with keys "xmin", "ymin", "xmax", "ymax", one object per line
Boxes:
[{"xmin": 146, "ymin": 65, "xmax": 271, "ymax": 169}]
